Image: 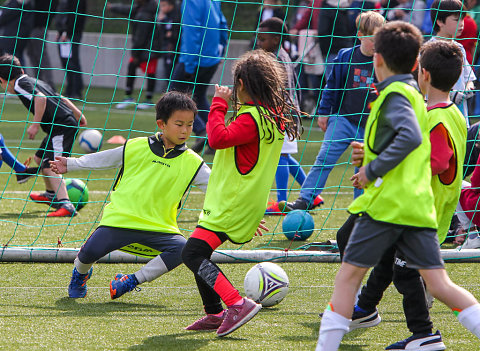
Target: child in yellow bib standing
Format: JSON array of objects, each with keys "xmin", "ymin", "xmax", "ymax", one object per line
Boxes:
[{"xmin": 182, "ymin": 50, "xmax": 301, "ymax": 337}]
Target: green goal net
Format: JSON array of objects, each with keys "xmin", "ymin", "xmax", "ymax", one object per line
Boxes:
[{"xmin": 1, "ymin": 0, "xmax": 479, "ymax": 263}]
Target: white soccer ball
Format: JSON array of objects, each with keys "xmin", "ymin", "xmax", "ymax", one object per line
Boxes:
[
  {"xmin": 244, "ymin": 262, "xmax": 289, "ymax": 307},
  {"xmin": 78, "ymin": 129, "xmax": 103, "ymax": 153}
]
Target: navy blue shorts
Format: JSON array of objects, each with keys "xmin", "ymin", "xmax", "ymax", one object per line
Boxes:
[{"xmin": 78, "ymin": 226, "xmax": 186, "ymax": 270}]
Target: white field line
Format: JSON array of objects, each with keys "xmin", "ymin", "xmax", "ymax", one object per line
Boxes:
[{"xmin": 1, "ymin": 284, "xmax": 479, "ymax": 290}]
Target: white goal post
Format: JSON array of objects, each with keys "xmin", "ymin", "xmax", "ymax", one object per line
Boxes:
[{"xmin": 1, "ymin": 247, "xmax": 480, "ymax": 263}]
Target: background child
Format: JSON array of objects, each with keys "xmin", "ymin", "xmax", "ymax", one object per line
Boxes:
[
  {"xmin": 316, "ymin": 22, "xmax": 480, "ymax": 351},
  {"xmin": 256, "ymin": 17, "xmax": 316, "ymax": 215},
  {"xmin": 182, "ymin": 50, "xmax": 301, "ymax": 337},
  {"xmin": 429, "ymin": 0, "xmax": 476, "ymax": 123},
  {"xmin": 109, "ymin": 0, "xmax": 162, "ymax": 110},
  {"xmin": 345, "ymin": 40, "xmax": 468, "ymax": 350},
  {"xmin": 0, "ymin": 133, "xmax": 40, "ymax": 183},
  {"xmin": 50, "ymin": 91, "xmax": 211, "ymax": 299},
  {"xmin": 0, "ymin": 54, "xmax": 87, "ymax": 217},
  {"xmin": 281, "ymin": 11, "xmax": 384, "ymax": 212},
  {"xmin": 157, "ymin": 0, "xmax": 181, "ymax": 84}
]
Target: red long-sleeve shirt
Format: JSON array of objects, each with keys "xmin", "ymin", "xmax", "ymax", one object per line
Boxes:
[
  {"xmin": 456, "ymin": 15, "xmax": 477, "ymax": 64},
  {"xmin": 207, "ymin": 97, "xmax": 261, "ymax": 174},
  {"xmin": 460, "ymin": 152, "xmax": 480, "ymax": 226}
]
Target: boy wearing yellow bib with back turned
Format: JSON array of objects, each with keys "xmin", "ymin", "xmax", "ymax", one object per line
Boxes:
[{"xmin": 316, "ymin": 22, "xmax": 480, "ymax": 351}]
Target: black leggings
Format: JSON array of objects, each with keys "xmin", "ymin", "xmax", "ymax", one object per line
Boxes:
[{"xmin": 182, "ymin": 235, "xmax": 228, "ymax": 314}]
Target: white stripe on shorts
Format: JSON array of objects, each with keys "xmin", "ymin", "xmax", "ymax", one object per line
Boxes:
[{"xmin": 52, "ymin": 134, "xmax": 64, "ymax": 158}]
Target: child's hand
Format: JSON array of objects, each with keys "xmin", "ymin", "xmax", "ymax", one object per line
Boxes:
[
  {"xmin": 317, "ymin": 116, "xmax": 329, "ymax": 132},
  {"xmin": 350, "ymin": 166, "xmax": 368, "ymax": 189},
  {"xmin": 27, "ymin": 124, "xmax": 39, "ymax": 140},
  {"xmin": 350, "ymin": 141, "xmax": 365, "ymax": 166},
  {"xmin": 214, "ymin": 84, "xmax": 232, "ymax": 101},
  {"xmin": 49, "ymin": 156, "xmax": 68, "ymax": 174},
  {"xmin": 79, "ymin": 115, "xmax": 87, "ymax": 127},
  {"xmin": 255, "ymin": 219, "xmax": 269, "ymax": 236}
]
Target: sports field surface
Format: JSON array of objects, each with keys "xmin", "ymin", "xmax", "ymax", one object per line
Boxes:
[{"xmin": 1, "ymin": 89, "xmax": 479, "ymax": 350}]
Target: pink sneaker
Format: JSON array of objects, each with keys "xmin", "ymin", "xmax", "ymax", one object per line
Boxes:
[
  {"xmin": 265, "ymin": 201, "xmax": 286, "ymax": 216},
  {"xmin": 185, "ymin": 311, "xmax": 225, "ymax": 331},
  {"xmin": 216, "ymin": 298, "xmax": 262, "ymax": 337}
]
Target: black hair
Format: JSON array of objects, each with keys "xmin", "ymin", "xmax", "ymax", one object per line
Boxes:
[
  {"xmin": 155, "ymin": 91, "xmax": 197, "ymax": 122},
  {"xmin": 231, "ymin": 50, "xmax": 302, "ymax": 142},
  {"xmin": 0, "ymin": 54, "xmax": 23, "ymax": 81},
  {"xmin": 431, "ymin": 0, "xmax": 465, "ymax": 33},
  {"xmin": 419, "ymin": 40, "xmax": 463, "ymax": 92},
  {"xmin": 375, "ymin": 21, "xmax": 423, "ymax": 74},
  {"xmin": 258, "ymin": 17, "xmax": 289, "ymax": 43}
]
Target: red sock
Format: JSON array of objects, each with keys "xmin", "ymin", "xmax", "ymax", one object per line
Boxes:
[{"xmin": 213, "ymin": 271, "xmax": 242, "ymax": 307}]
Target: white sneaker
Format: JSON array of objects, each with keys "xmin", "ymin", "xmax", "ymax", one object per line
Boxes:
[
  {"xmin": 137, "ymin": 101, "xmax": 153, "ymax": 110},
  {"xmin": 116, "ymin": 97, "xmax": 135, "ymax": 109},
  {"xmin": 462, "ymin": 234, "xmax": 480, "ymax": 249}
]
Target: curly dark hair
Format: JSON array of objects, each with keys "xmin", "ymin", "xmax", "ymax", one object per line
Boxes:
[{"xmin": 230, "ymin": 50, "xmax": 302, "ymax": 142}]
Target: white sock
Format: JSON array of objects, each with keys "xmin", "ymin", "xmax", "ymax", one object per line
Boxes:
[
  {"xmin": 134, "ymin": 255, "xmax": 168, "ymax": 284},
  {"xmin": 74, "ymin": 257, "xmax": 93, "ymax": 275},
  {"xmin": 458, "ymin": 303, "xmax": 480, "ymax": 338},
  {"xmin": 316, "ymin": 309, "xmax": 350, "ymax": 351}
]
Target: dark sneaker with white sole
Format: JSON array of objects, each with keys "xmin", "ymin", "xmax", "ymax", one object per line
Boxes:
[
  {"xmin": 349, "ymin": 308, "xmax": 381, "ymax": 332},
  {"xmin": 16, "ymin": 166, "xmax": 41, "ymax": 184},
  {"xmin": 385, "ymin": 330, "xmax": 446, "ymax": 350}
]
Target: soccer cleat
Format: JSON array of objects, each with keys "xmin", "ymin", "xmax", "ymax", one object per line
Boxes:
[
  {"xmin": 30, "ymin": 192, "xmax": 61, "ymax": 209},
  {"xmin": 185, "ymin": 311, "xmax": 226, "ymax": 331},
  {"xmin": 349, "ymin": 308, "xmax": 381, "ymax": 332},
  {"xmin": 16, "ymin": 166, "xmax": 41, "ymax": 184},
  {"xmin": 68, "ymin": 267, "xmax": 93, "ymax": 298},
  {"xmin": 461, "ymin": 234, "xmax": 480, "ymax": 249},
  {"xmin": 385, "ymin": 330, "xmax": 446, "ymax": 350},
  {"xmin": 47, "ymin": 202, "xmax": 77, "ymax": 217},
  {"xmin": 137, "ymin": 100, "xmax": 153, "ymax": 110},
  {"xmin": 110, "ymin": 273, "xmax": 140, "ymax": 299},
  {"xmin": 115, "ymin": 97, "xmax": 135, "ymax": 109},
  {"xmin": 265, "ymin": 201, "xmax": 286, "ymax": 216},
  {"xmin": 278, "ymin": 195, "xmax": 324, "ymax": 213},
  {"xmin": 216, "ymin": 297, "xmax": 262, "ymax": 337}
]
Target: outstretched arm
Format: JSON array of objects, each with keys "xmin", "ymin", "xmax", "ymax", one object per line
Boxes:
[{"xmin": 60, "ymin": 147, "xmax": 124, "ymax": 173}]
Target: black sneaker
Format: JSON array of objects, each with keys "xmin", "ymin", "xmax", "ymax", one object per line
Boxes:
[
  {"xmin": 385, "ymin": 330, "xmax": 445, "ymax": 350},
  {"xmin": 349, "ymin": 308, "xmax": 381, "ymax": 332},
  {"xmin": 278, "ymin": 196, "xmax": 324, "ymax": 213},
  {"xmin": 16, "ymin": 166, "xmax": 41, "ymax": 184}
]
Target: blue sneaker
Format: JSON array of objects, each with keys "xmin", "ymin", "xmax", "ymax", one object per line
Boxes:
[
  {"xmin": 385, "ymin": 330, "xmax": 446, "ymax": 350},
  {"xmin": 68, "ymin": 267, "xmax": 93, "ymax": 298},
  {"xmin": 110, "ymin": 274, "xmax": 140, "ymax": 300}
]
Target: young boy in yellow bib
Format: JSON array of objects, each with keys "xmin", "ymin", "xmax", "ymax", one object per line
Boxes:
[{"xmin": 50, "ymin": 91, "xmax": 210, "ymax": 299}]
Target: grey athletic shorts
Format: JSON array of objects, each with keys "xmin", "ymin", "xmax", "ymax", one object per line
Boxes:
[{"xmin": 343, "ymin": 214, "xmax": 444, "ymax": 270}]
